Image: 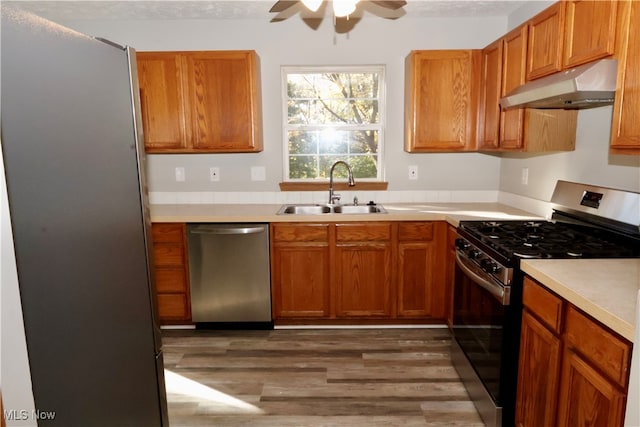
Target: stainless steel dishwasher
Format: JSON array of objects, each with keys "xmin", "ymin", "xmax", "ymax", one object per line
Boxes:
[{"xmin": 187, "ymin": 223, "xmax": 272, "ymax": 328}]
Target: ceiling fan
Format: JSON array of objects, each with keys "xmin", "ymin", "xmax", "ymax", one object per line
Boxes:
[{"xmin": 269, "ymin": 0, "xmax": 408, "ymax": 33}]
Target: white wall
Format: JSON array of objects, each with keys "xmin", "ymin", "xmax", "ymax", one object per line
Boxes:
[
  {"xmin": 57, "ymin": 3, "xmax": 640, "ymax": 204},
  {"xmin": 59, "ymin": 14, "xmax": 506, "ymax": 195},
  {"xmin": 499, "ymin": 107, "xmax": 640, "ymax": 201}
]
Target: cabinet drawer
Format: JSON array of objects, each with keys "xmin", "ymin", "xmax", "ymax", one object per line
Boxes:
[
  {"xmin": 564, "ymin": 305, "xmax": 631, "ymax": 387},
  {"xmin": 336, "ymin": 223, "xmax": 391, "ymax": 242},
  {"xmin": 157, "ymin": 293, "xmax": 190, "ymax": 320},
  {"xmin": 153, "ymin": 243, "xmax": 186, "ymax": 266},
  {"xmin": 152, "ymin": 223, "xmax": 185, "ymax": 243},
  {"xmin": 155, "ymin": 268, "xmax": 188, "ymax": 293},
  {"xmin": 398, "ymin": 222, "xmax": 434, "ymax": 241},
  {"xmin": 272, "ymin": 224, "xmax": 329, "ymax": 242},
  {"xmin": 523, "ymin": 277, "xmax": 563, "ymax": 333}
]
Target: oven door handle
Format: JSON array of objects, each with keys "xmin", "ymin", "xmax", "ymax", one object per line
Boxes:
[{"xmin": 456, "ymin": 251, "xmax": 511, "ymax": 306}]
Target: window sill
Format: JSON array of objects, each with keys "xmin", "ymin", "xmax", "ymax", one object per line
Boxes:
[{"xmin": 279, "ymin": 182, "xmax": 388, "ymax": 191}]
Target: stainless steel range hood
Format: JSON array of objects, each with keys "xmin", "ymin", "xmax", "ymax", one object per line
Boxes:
[{"xmin": 500, "ymin": 59, "xmax": 618, "ymax": 110}]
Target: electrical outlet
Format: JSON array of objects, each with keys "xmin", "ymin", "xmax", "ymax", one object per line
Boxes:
[
  {"xmin": 210, "ymin": 167, "xmax": 220, "ymax": 182},
  {"xmin": 521, "ymin": 167, "xmax": 529, "ymax": 185},
  {"xmin": 408, "ymin": 165, "xmax": 418, "ymax": 180},
  {"xmin": 175, "ymin": 167, "xmax": 185, "ymax": 182}
]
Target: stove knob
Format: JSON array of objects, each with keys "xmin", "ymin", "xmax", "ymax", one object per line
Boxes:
[
  {"xmin": 481, "ymin": 259, "xmax": 500, "ymax": 273},
  {"xmin": 455, "ymin": 238, "xmax": 470, "ymax": 250},
  {"xmin": 468, "ymin": 248, "xmax": 482, "ymax": 259}
]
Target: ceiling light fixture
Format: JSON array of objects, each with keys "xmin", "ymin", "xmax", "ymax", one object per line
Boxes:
[
  {"xmin": 300, "ymin": 0, "xmax": 360, "ymax": 18},
  {"xmin": 300, "ymin": 0, "xmax": 324, "ymax": 12},
  {"xmin": 270, "ymin": 0, "xmax": 407, "ymax": 34},
  {"xmin": 332, "ymin": 0, "xmax": 359, "ymax": 18}
]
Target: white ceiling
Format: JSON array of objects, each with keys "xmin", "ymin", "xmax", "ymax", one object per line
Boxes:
[{"xmin": 6, "ymin": 0, "xmax": 527, "ymax": 21}]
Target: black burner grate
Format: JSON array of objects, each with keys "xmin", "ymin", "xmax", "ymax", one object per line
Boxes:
[{"xmin": 460, "ymin": 220, "xmax": 639, "ymax": 260}]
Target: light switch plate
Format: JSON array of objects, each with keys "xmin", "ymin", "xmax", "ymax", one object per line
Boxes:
[{"xmin": 175, "ymin": 167, "xmax": 185, "ymax": 182}]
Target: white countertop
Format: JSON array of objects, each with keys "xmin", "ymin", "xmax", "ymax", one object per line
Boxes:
[
  {"xmin": 522, "ymin": 259, "xmax": 640, "ymax": 342},
  {"xmin": 149, "ymin": 202, "xmax": 540, "ymax": 227}
]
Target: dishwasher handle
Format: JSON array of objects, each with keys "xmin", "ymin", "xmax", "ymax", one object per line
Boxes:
[{"xmin": 189, "ymin": 225, "xmax": 267, "ymax": 235}]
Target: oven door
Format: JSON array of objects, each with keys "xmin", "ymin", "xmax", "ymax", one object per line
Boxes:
[{"xmin": 452, "ymin": 249, "xmax": 520, "ymax": 427}]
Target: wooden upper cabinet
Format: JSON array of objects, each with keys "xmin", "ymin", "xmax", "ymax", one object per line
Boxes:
[
  {"xmin": 184, "ymin": 52, "xmax": 263, "ymax": 152},
  {"xmin": 478, "ymin": 25, "xmax": 529, "ymax": 152},
  {"xmin": 477, "ymin": 39, "xmax": 503, "ymax": 150},
  {"xmin": 563, "ymin": 0, "xmax": 617, "ymax": 68},
  {"xmin": 527, "ymin": 2, "xmax": 565, "ymax": 80},
  {"xmin": 500, "ymin": 25, "xmax": 528, "ymax": 150},
  {"xmin": 137, "ymin": 53, "xmax": 189, "ymax": 151},
  {"xmin": 137, "ymin": 50, "xmax": 263, "ymax": 154},
  {"xmin": 405, "ymin": 50, "xmax": 480, "ymax": 152},
  {"xmin": 611, "ymin": 0, "xmax": 640, "ymax": 154}
]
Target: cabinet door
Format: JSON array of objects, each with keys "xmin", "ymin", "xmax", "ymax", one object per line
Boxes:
[
  {"xmin": 184, "ymin": 51, "xmax": 263, "ymax": 152},
  {"xmin": 137, "ymin": 53, "xmax": 189, "ymax": 151},
  {"xmin": 397, "ymin": 222, "xmax": 446, "ymax": 319},
  {"xmin": 271, "ymin": 245, "xmax": 330, "ymax": 318},
  {"xmin": 404, "ymin": 50, "xmax": 480, "ymax": 152},
  {"xmin": 563, "ymin": 0, "xmax": 617, "ymax": 68},
  {"xmin": 270, "ymin": 224, "xmax": 330, "ymax": 319},
  {"xmin": 556, "ymin": 350, "xmax": 626, "ymax": 427},
  {"xmin": 611, "ymin": 0, "xmax": 640, "ymax": 154},
  {"xmin": 334, "ymin": 223, "xmax": 393, "ymax": 317},
  {"xmin": 478, "ymin": 39, "xmax": 503, "ymax": 150},
  {"xmin": 516, "ymin": 310, "xmax": 562, "ymax": 427},
  {"xmin": 500, "ymin": 25, "xmax": 528, "ymax": 150},
  {"xmin": 527, "ymin": 3, "xmax": 565, "ymax": 80}
]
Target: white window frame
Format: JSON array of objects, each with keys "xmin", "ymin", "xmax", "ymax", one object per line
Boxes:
[{"xmin": 281, "ymin": 65, "xmax": 386, "ymax": 182}]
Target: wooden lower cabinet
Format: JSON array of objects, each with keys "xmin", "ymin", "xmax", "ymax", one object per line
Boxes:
[
  {"xmin": 557, "ymin": 349, "xmax": 627, "ymax": 427},
  {"xmin": 516, "ymin": 310, "xmax": 562, "ymax": 427},
  {"xmin": 397, "ymin": 222, "xmax": 447, "ymax": 318},
  {"xmin": 270, "ymin": 223, "xmax": 330, "ymax": 319},
  {"xmin": 335, "ymin": 223, "xmax": 393, "ymax": 318},
  {"xmin": 151, "ymin": 223, "xmax": 192, "ymax": 324},
  {"xmin": 270, "ymin": 221, "xmax": 446, "ymax": 323},
  {"xmin": 516, "ymin": 277, "xmax": 631, "ymax": 427}
]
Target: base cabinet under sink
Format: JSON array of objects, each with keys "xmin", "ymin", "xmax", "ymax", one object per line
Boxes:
[{"xmin": 270, "ymin": 221, "xmax": 447, "ymax": 324}]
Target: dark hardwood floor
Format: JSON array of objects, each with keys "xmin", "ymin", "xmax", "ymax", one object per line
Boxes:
[{"xmin": 162, "ymin": 327, "xmax": 484, "ymax": 426}]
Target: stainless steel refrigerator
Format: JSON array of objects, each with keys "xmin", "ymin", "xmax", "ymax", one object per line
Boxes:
[{"xmin": 1, "ymin": 6, "xmax": 168, "ymax": 426}]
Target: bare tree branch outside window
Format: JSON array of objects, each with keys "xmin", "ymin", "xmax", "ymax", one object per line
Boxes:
[{"xmin": 283, "ymin": 66, "xmax": 384, "ymax": 181}]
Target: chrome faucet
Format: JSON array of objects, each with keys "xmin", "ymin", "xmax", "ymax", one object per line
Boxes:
[{"xmin": 328, "ymin": 160, "xmax": 355, "ymax": 205}]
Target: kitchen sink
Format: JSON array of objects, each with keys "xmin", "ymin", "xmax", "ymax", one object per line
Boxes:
[
  {"xmin": 332, "ymin": 204, "xmax": 386, "ymax": 214},
  {"xmin": 278, "ymin": 204, "xmax": 332, "ymax": 215},
  {"xmin": 276, "ymin": 203, "xmax": 386, "ymax": 215}
]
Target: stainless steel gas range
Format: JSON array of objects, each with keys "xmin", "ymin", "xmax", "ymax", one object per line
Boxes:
[{"xmin": 451, "ymin": 181, "xmax": 640, "ymax": 427}]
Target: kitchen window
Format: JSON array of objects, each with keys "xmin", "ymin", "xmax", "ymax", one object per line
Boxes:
[{"xmin": 281, "ymin": 66, "xmax": 385, "ymax": 183}]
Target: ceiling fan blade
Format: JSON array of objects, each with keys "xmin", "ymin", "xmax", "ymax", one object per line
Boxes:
[
  {"xmin": 269, "ymin": 0, "xmax": 299, "ymax": 13},
  {"xmin": 370, "ymin": 0, "xmax": 407, "ymax": 10},
  {"xmin": 334, "ymin": 16, "xmax": 362, "ymax": 33},
  {"xmin": 301, "ymin": 17, "xmax": 323, "ymax": 30}
]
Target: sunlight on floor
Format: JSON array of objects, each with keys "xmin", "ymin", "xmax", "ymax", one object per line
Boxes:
[{"xmin": 164, "ymin": 370, "xmax": 264, "ymax": 414}]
